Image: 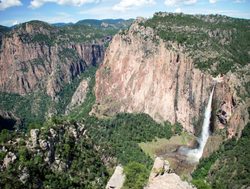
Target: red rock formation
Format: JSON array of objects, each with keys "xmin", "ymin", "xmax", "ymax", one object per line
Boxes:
[
  {"xmin": 0, "ymin": 22, "xmax": 104, "ymax": 98},
  {"xmin": 94, "ymin": 20, "xmax": 249, "ymax": 137}
]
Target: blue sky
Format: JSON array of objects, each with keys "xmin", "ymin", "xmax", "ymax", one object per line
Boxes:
[{"xmin": 0, "ymin": 0, "xmax": 249, "ymax": 26}]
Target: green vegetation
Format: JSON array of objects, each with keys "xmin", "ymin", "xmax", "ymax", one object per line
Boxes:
[
  {"xmin": 192, "ymin": 121, "xmax": 250, "ymax": 189},
  {"xmin": 6, "ymin": 19, "xmax": 132, "ymax": 48},
  {"xmin": 0, "ymin": 66, "xmax": 97, "ymax": 129},
  {"xmin": 82, "ymin": 113, "xmax": 174, "ymax": 188},
  {"xmin": 67, "ymin": 67, "xmax": 97, "ymax": 119},
  {"xmin": 139, "ymin": 132, "xmax": 194, "ymax": 159},
  {"xmin": 85, "ymin": 113, "xmax": 173, "ymax": 166},
  {"xmin": 0, "ymin": 91, "xmax": 51, "ymax": 128},
  {"xmin": 191, "ymin": 179, "xmax": 211, "ymax": 189},
  {"xmin": 32, "ymin": 34, "xmax": 54, "ymax": 46},
  {"xmin": 56, "ymin": 24, "xmax": 116, "ymax": 44},
  {"xmin": 0, "ymin": 25, "xmax": 10, "ymax": 34},
  {"xmin": 0, "ymin": 129, "xmax": 12, "ymax": 144},
  {"xmin": 1, "ymin": 14, "xmax": 249, "ymax": 189},
  {"xmin": 142, "ymin": 13, "xmax": 250, "ymax": 76},
  {"xmin": 23, "ymin": 20, "xmax": 54, "ymax": 31},
  {"xmin": 123, "ymin": 162, "xmax": 149, "ymax": 189},
  {"xmin": 76, "ymin": 19, "xmax": 133, "ymax": 29},
  {"xmin": 0, "ymin": 120, "xmax": 108, "ymax": 189},
  {"xmin": 0, "ymin": 112, "xmax": 175, "ymax": 189},
  {"xmin": 59, "ymin": 48, "xmax": 79, "ymax": 62},
  {"xmin": 30, "ymin": 58, "xmax": 45, "ymax": 66},
  {"xmin": 55, "ymin": 66, "xmax": 97, "ymax": 115}
]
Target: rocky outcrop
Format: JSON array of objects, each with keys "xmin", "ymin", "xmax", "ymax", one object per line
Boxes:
[
  {"xmin": 213, "ymin": 73, "xmax": 249, "ymax": 138},
  {"xmin": 1, "ymin": 121, "xmax": 86, "ymax": 171},
  {"xmin": 19, "ymin": 167, "xmax": 29, "ymax": 184},
  {"xmin": 106, "ymin": 165, "xmax": 125, "ymax": 189},
  {"xmin": 28, "ymin": 129, "xmax": 39, "ymax": 149},
  {"xmin": 0, "ymin": 22, "xmax": 104, "ymax": 98},
  {"xmin": 94, "ymin": 19, "xmax": 249, "ymax": 136},
  {"xmin": 145, "ymin": 157, "xmax": 195, "ymax": 189},
  {"xmin": 148, "ymin": 157, "xmax": 171, "ymax": 181},
  {"xmin": 65, "ymin": 79, "xmax": 89, "ymax": 114},
  {"xmin": 3, "ymin": 152, "xmax": 17, "ymax": 168},
  {"xmin": 0, "ymin": 120, "xmax": 110, "ymax": 187}
]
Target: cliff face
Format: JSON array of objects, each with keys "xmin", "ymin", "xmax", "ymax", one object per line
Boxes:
[
  {"xmin": 0, "ymin": 22, "xmax": 104, "ymax": 98},
  {"xmin": 94, "ymin": 20, "xmax": 249, "ymax": 136}
]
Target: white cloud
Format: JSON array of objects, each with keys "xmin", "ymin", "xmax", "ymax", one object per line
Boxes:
[
  {"xmin": 0, "ymin": 12, "xmax": 78, "ymax": 26},
  {"xmin": 164, "ymin": 0, "xmax": 197, "ymax": 6},
  {"xmin": 113, "ymin": 0, "xmax": 155, "ymax": 11},
  {"xmin": 0, "ymin": 0, "xmax": 22, "ymax": 10},
  {"xmin": 209, "ymin": 0, "xmax": 217, "ymax": 3},
  {"xmin": 29, "ymin": 0, "xmax": 98, "ymax": 9},
  {"xmin": 12, "ymin": 20, "xmax": 19, "ymax": 25},
  {"xmin": 175, "ymin": 7, "xmax": 182, "ymax": 13}
]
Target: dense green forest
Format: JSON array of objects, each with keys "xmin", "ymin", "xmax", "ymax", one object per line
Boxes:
[
  {"xmin": 0, "ymin": 112, "xmax": 176, "ymax": 188},
  {"xmin": 0, "ymin": 91, "xmax": 51, "ymax": 127},
  {"xmin": 11, "ymin": 19, "xmax": 132, "ymax": 45},
  {"xmin": 0, "ymin": 120, "xmax": 109, "ymax": 189},
  {"xmin": 142, "ymin": 13, "xmax": 250, "ymax": 76},
  {"xmin": 84, "ymin": 113, "xmax": 178, "ymax": 188}
]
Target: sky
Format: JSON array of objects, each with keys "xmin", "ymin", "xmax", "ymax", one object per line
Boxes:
[{"xmin": 0, "ymin": 0, "xmax": 249, "ymax": 26}]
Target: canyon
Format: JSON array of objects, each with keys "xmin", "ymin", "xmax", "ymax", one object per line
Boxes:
[
  {"xmin": 0, "ymin": 13, "xmax": 249, "ymax": 189},
  {"xmin": 0, "ymin": 22, "xmax": 104, "ymax": 98}
]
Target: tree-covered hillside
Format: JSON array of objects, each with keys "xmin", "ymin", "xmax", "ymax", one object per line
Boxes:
[
  {"xmin": 0, "ymin": 112, "xmax": 177, "ymax": 188},
  {"xmin": 141, "ymin": 12, "xmax": 250, "ymax": 76},
  {"xmin": 7, "ymin": 19, "xmax": 132, "ymax": 45}
]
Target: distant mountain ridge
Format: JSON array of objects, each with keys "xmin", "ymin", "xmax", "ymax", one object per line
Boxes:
[
  {"xmin": 76, "ymin": 18, "xmax": 134, "ymax": 29},
  {"xmin": 0, "ymin": 18, "xmax": 133, "ymax": 29}
]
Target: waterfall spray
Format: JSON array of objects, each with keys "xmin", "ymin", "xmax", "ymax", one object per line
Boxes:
[{"xmin": 179, "ymin": 85, "xmax": 215, "ymax": 163}]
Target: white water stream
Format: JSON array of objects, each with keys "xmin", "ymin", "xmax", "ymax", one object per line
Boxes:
[{"xmin": 179, "ymin": 86, "xmax": 215, "ymax": 163}]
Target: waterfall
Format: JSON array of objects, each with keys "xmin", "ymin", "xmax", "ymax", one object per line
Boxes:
[{"xmin": 179, "ymin": 85, "xmax": 215, "ymax": 163}]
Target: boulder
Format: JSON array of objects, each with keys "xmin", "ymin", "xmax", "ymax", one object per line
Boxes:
[
  {"xmin": 30, "ymin": 129, "xmax": 39, "ymax": 148},
  {"xmin": 106, "ymin": 165, "xmax": 125, "ymax": 189},
  {"xmin": 145, "ymin": 157, "xmax": 195, "ymax": 189},
  {"xmin": 3, "ymin": 152, "xmax": 17, "ymax": 168}
]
